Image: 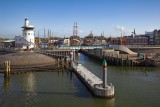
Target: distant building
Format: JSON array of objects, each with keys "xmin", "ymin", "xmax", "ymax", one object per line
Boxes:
[
  {"xmin": 1, "ymin": 39, "xmax": 15, "ymax": 48},
  {"xmin": 70, "ymin": 36, "xmax": 80, "ymax": 46},
  {"xmin": 126, "ymin": 36, "xmax": 148, "ymax": 45},
  {"xmin": 35, "ymin": 37, "xmax": 41, "ymax": 47},
  {"xmin": 15, "ymin": 19, "xmax": 35, "ymax": 49},
  {"xmin": 92, "ymin": 34, "xmax": 107, "ymax": 45},
  {"xmin": 0, "ymin": 38, "xmax": 3, "ymax": 48},
  {"xmin": 154, "ymin": 29, "xmax": 160, "ymax": 45},
  {"xmin": 107, "ymin": 37, "xmax": 118, "ymax": 45},
  {"xmin": 117, "ymin": 37, "xmax": 127, "ymax": 45},
  {"xmin": 145, "ymin": 31, "xmax": 154, "ymax": 45},
  {"xmin": 124, "ymin": 29, "xmax": 148, "ymax": 45},
  {"xmin": 63, "ymin": 38, "xmax": 70, "ymax": 46},
  {"xmin": 83, "ymin": 31, "xmax": 94, "ymax": 46}
]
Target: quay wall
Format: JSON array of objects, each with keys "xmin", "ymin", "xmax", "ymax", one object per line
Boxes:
[{"xmin": 130, "ymin": 48, "xmax": 160, "ymax": 54}]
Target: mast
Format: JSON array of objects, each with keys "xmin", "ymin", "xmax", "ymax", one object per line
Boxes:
[
  {"xmin": 44, "ymin": 28, "xmax": 46, "ymax": 39},
  {"xmin": 73, "ymin": 22, "xmax": 78, "ymax": 36},
  {"xmin": 121, "ymin": 30, "xmax": 122, "ymax": 45}
]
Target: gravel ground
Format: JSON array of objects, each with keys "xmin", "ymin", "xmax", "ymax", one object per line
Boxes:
[{"xmin": 0, "ymin": 52, "xmax": 56, "ymax": 66}]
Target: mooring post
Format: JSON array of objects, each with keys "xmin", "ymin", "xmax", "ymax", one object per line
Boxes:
[
  {"xmin": 4, "ymin": 61, "xmax": 10, "ymax": 78},
  {"xmin": 73, "ymin": 50, "xmax": 75, "ymax": 61},
  {"xmin": 62, "ymin": 58, "xmax": 64, "ymax": 68},
  {"xmin": 66, "ymin": 56, "xmax": 69, "ymax": 68},
  {"xmin": 127, "ymin": 55, "xmax": 129, "ymax": 66},
  {"xmin": 8, "ymin": 61, "xmax": 10, "ymax": 77},
  {"xmin": 102, "ymin": 60, "xmax": 107, "ymax": 88},
  {"xmin": 121, "ymin": 55, "xmax": 123, "ymax": 66},
  {"xmin": 58, "ymin": 58, "xmax": 60, "ymax": 68},
  {"xmin": 70, "ymin": 51, "xmax": 73, "ymax": 67},
  {"xmin": 117, "ymin": 54, "xmax": 119, "ymax": 65}
]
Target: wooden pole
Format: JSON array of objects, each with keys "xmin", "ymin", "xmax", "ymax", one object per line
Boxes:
[
  {"xmin": 62, "ymin": 58, "xmax": 64, "ymax": 68},
  {"xmin": 121, "ymin": 55, "xmax": 123, "ymax": 66},
  {"xmin": 117, "ymin": 54, "xmax": 119, "ymax": 65},
  {"xmin": 4, "ymin": 61, "xmax": 10, "ymax": 78},
  {"xmin": 8, "ymin": 61, "xmax": 10, "ymax": 77},
  {"xmin": 58, "ymin": 58, "xmax": 60, "ymax": 68}
]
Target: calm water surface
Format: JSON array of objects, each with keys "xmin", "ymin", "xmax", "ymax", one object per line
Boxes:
[{"xmin": 0, "ymin": 53, "xmax": 160, "ymax": 107}]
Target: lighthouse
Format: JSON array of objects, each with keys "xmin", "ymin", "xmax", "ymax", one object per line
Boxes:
[{"xmin": 21, "ymin": 18, "xmax": 35, "ymax": 49}]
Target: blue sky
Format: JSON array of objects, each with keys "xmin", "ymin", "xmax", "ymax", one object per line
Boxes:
[{"xmin": 0, "ymin": 0, "xmax": 160, "ymax": 38}]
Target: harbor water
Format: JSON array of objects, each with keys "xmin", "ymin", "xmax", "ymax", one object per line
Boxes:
[{"xmin": 0, "ymin": 53, "xmax": 160, "ymax": 107}]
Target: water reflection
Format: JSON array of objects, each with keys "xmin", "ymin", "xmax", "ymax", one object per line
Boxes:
[
  {"xmin": 25, "ymin": 73, "xmax": 38, "ymax": 106},
  {"xmin": 26, "ymin": 73, "xmax": 37, "ymax": 92},
  {"xmin": 93, "ymin": 98, "xmax": 115, "ymax": 107},
  {"xmin": 119, "ymin": 66, "xmax": 160, "ymax": 74},
  {"xmin": 4, "ymin": 77, "xmax": 10, "ymax": 94}
]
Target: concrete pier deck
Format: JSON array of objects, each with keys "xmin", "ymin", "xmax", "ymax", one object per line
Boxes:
[{"xmin": 72, "ymin": 61, "xmax": 114, "ymax": 98}]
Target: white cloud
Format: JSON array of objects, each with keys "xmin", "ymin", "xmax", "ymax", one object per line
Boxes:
[{"xmin": 113, "ymin": 25, "xmax": 132, "ymax": 35}]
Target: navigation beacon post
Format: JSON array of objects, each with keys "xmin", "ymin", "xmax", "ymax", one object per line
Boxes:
[
  {"xmin": 102, "ymin": 60, "xmax": 107, "ymax": 88},
  {"xmin": 94, "ymin": 60, "xmax": 115, "ymax": 98}
]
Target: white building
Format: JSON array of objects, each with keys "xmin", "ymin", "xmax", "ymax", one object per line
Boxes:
[
  {"xmin": 64, "ymin": 38, "xmax": 70, "ymax": 46},
  {"xmin": 15, "ymin": 19, "xmax": 35, "ymax": 49}
]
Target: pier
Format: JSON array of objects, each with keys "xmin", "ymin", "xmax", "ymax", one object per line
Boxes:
[
  {"xmin": 72, "ymin": 61, "xmax": 114, "ymax": 98},
  {"xmin": 70, "ymin": 50, "xmax": 114, "ymax": 98},
  {"xmin": 37, "ymin": 49, "xmax": 115, "ymax": 98}
]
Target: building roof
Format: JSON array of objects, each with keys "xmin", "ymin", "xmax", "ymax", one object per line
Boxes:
[{"xmin": 3, "ymin": 40, "xmax": 15, "ymax": 43}]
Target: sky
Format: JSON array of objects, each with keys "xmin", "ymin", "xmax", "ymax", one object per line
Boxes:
[{"xmin": 0, "ymin": 0, "xmax": 160, "ymax": 38}]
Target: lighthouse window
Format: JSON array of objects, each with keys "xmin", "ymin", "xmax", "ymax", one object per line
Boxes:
[
  {"xmin": 25, "ymin": 33, "xmax": 27, "ymax": 35},
  {"xmin": 28, "ymin": 33, "xmax": 30, "ymax": 35}
]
